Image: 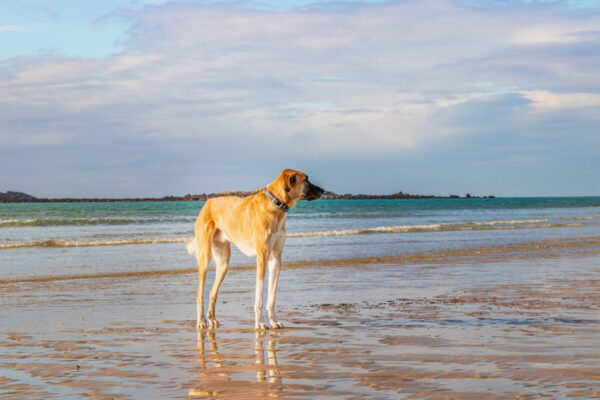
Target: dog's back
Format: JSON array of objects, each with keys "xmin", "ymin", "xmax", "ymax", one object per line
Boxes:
[{"xmin": 187, "ymin": 195, "xmax": 258, "ymax": 258}]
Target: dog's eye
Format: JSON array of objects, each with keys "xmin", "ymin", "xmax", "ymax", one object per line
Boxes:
[{"xmin": 290, "ymin": 175, "xmax": 296, "ymax": 185}]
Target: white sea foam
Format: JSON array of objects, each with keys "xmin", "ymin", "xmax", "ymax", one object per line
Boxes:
[
  {"xmin": 0, "ymin": 217, "xmax": 183, "ymax": 227},
  {"xmin": 0, "ymin": 218, "xmax": 38, "ymax": 227},
  {"xmin": 0, "ymin": 237, "xmax": 187, "ymax": 250},
  {"xmin": 557, "ymin": 216, "xmax": 599, "ymax": 221},
  {"xmin": 286, "ymin": 219, "xmax": 569, "ymax": 238},
  {"xmin": 287, "ymin": 224, "xmax": 444, "ymax": 237},
  {"xmin": 467, "ymin": 219, "xmax": 549, "ymax": 226}
]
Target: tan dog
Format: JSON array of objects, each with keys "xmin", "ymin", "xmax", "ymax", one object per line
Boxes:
[{"xmin": 187, "ymin": 169, "xmax": 324, "ymax": 330}]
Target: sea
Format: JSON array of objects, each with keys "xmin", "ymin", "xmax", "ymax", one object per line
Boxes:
[{"xmin": 1, "ymin": 197, "xmax": 600, "ymax": 283}]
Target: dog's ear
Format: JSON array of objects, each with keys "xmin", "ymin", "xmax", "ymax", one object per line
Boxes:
[{"xmin": 285, "ymin": 173, "xmax": 296, "ymax": 192}]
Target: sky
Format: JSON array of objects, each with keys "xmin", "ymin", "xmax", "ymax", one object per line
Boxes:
[{"xmin": 1, "ymin": 0, "xmax": 599, "ymax": 197}]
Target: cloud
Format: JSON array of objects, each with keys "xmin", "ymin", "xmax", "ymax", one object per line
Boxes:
[
  {"xmin": 0, "ymin": 25, "xmax": 30, "ymax": 32},
  {"xmin": 521, "ymin": 91, "xmax": 600, "ymax": 110},
  {"xmin": 1, "ymin": 0, "xmax": 599, "ymax": 196}
]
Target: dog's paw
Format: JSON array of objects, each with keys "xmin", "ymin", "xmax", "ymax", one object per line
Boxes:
[
  {"xmin": 197, "ymin": 318, "xmax": 208, "ymax": 330},
  {"xmin": 208, "ymin": 319, "xmax": 220, "ymax": 329},
  {"xmin": 270, "ymin": 320, "xmax": 284, "ymax": 329},
  {"xmin": 256, "ymin": 322, "xmax": 269, "ymax": 331}
]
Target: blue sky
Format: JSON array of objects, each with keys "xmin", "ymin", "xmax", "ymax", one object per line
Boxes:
[{"xmin": 1, "ymin": 0, "xmax": 599, "ymax": 197}]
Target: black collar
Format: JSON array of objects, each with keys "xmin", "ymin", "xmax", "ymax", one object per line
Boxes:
[{"xmin": 265, "ymin": 190, "xmax": 289, "ymax": 212}]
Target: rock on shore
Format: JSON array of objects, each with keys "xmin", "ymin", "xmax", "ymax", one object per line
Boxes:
[{"xmin": 0, "ymin": 191, "xmax": 37, "ymax": 202}]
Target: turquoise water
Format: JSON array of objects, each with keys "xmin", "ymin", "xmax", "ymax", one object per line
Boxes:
[{"xmin": 1, "ymin": 198, "xmax": 599, "ymax": 281}]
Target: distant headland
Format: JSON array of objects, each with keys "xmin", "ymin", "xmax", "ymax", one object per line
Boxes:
[{"xmin": 0, "ymin": 190, "xmax": 495, "ymax": 203}]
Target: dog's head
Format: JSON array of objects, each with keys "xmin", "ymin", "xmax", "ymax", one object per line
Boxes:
[{"xmin": 269, "ymin": 169, "xmax": 324, "ymax": 209}]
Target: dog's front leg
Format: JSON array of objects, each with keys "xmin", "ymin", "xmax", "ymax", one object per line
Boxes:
[
  {"xmin": 254, "ymin": 251, "xmax": 268, "ymax": 330},
  {"xmin": 267, "ymin": 253, "xmax": 284, "ymax": 329}
]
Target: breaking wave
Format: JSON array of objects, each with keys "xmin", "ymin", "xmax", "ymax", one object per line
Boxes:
[
  {"xmin": 287, "ymin": 219, "xmax": 577, "ymax": 237},
  {"xmin": 0, "ymin": 217, "xmax": 190, "ymax": 228},
  {"xmin": 0, "ymin": 237, "xmax": 187, "ymax": 250}
]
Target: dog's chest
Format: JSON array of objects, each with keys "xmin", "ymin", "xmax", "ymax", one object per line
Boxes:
[
  {"xmin": 227, "ymin": 215, "xmax": 286, "ymax": 258},
  {"xmin": 268, "ymin": 231, "xmax": 285, "ymax": 248},
  {"xmin": 267, "ymin": 216, "xmax": 287, "ymax": 248}
]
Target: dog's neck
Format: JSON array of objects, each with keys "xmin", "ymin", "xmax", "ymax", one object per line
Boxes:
[{"xmin": 265, "ymin": 190, "xmax": 289, "ymax": 212}]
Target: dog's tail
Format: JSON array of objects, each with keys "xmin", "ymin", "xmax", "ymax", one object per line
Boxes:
[{"xmin": 186, "ymin": 236, "xmax": 197, "ymax": 256}]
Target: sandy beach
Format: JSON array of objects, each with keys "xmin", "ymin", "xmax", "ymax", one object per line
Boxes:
[{"xmin": 1, "ymin": 238, "xmax": 599, "ymax": 399}]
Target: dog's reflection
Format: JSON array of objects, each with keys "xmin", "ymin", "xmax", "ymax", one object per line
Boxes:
[
  {"xmin": 195, "ymin": 330, "xmax": 226, "ymax": 372},
  {"xmin": 254, "ymin": 331, "xmax": 281, "ymax": 383},
  {"xmin": 194, "ymin": 329, "xmax": 281, "ymax": 383}
]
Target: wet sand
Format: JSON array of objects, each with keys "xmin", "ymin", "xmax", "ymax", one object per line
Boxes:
[{"xmin": 1, "ymin": 241, "xmax": 600, "ymax": 399}]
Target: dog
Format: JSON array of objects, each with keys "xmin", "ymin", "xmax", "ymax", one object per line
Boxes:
[{"xmin": 187, "ymin": 169, "xmax": 324, "ymax": 330}]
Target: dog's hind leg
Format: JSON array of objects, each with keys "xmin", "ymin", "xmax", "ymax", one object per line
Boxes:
[
  {"xmin": 195, "ymin": 218, "xmax": 215, "ymax": 330},
  {"xmin": 207, "ymin": 229, "xmax": 230, "ymax": 328}
]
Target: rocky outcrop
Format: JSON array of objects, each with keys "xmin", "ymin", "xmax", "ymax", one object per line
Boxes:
[
  {"xmin": 320, "ymin": 191, "xmax": 495, "ymax": 200},
  {"xmin": 0, "ymin": 191, "xmax": 37, "ymax": 202},
  {"xmin": 181, "ymin": 189, "xmax": 263, "ymax": 202},
  {"xmin": 0, "ymin": 189, "xmax": 495, "ymax": 203}
]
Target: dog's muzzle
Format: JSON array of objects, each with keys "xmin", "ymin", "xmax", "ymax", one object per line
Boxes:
[{"xmin": 302, "ymin": 180, "xmax": 324, "ymax": 201}]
